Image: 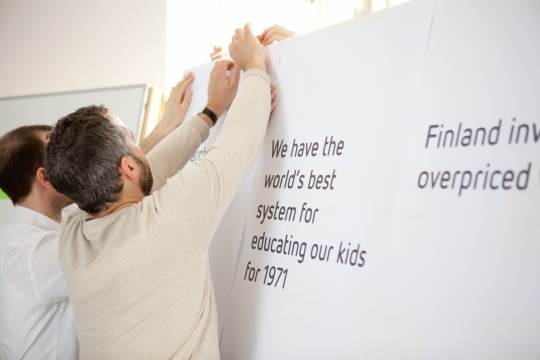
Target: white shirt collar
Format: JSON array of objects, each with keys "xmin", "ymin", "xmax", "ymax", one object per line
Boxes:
[{"xmin": 11, "ymin": 205, "xmax": 63, "ymax": 233}]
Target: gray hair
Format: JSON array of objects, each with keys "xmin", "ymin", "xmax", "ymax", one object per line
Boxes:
[{"xmin": 45, "ymin": 105, "xmax": 132, "ymax": 214}]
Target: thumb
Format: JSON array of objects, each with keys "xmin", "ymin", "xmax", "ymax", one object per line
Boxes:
[
  {"xmin": 229, "ymin": 64, "xmax": 241, "ymax": 89},
  {"xmin": 244, "ymin": 22, "xmax": 254, "ymax": 37}
]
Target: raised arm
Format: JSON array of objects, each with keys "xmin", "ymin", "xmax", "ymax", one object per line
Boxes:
[
  {"xmin": 147, "ymin": 56, "xmax": 243, "ymax": 192},
  {"xmin": 140, "ymin": 74, "xmax": 194, "ymax": 155},
  {"xmin": 147, "ymin": 115, "xmax": 210, "ymax": 192},
  {"xmin": 155, "ymin": 23, "xmax": 273, "ymax": 247}
]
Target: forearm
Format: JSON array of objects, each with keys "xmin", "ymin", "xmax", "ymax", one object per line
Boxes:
[
  {"xmin": 147, "ymin": 116, "xmax": 210, "ymax": 192},
  {"xmin": 198, "ymin": 69, "xmax": 271, "ymax": 212},
  {"xmin": 140, "ymin": 113, "xmax": 213, "ymax": 155},
  {"xmin": 153, "ymin": 69, "xmax": 270, "ymax": 246},
  {"xmin": 139, "ymin": 120, "xmax": 176, "ymax": 155}
]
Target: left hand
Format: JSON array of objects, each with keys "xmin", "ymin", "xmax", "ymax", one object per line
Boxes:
[
  {"xmin": 139, "ymin": 73, "xmax": 194, "ymax": 154},
  {"xmin": 257, "ymin": 25, "xmax": 295, "ymax": 46},
  {"xmin": 160, "ymin": 73, "xmax": 194, "ymax": 131}
]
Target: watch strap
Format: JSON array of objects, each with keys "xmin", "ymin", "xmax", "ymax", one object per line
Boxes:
[{"xmin": 200, "ymin": 107, "xmax": 218, "ymax": 125}]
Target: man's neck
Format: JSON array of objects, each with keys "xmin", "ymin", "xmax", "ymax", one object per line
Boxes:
[
  {"xmin": 91, "ymin": 195, "xmax": 144, "ymax": 219},
  {"xmin": 18, "ymin": 197, "xmax": 63, "ymax": 223}
]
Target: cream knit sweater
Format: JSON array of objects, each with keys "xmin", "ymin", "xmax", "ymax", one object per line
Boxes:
[{"xmin": 58, "ymin": 69, "xmax": 271, "ymax": 359}]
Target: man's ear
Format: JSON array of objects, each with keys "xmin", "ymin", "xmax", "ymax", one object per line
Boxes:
[
  {"xmin": 35, "ymin": 167, "xmax": 54, "ymax": 190},
  {"xmin": 119, "ymin": 156, "xmax": 139, "ymax": 180}
]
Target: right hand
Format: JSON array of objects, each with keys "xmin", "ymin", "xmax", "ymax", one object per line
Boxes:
[
  {"xmin": 205, "ymin": 60, "xmax": 241, "ymax": 125},
  {"xmin": 160, "ymin": 73, "xmax": 194, "ymax": 130},
  {"xmin": 228, "ymin": 23, "xmax": 265, "ymax": 72},
  {"xmin": 257, "ymin": 25, "xmax": 295, "ymax": 46}
]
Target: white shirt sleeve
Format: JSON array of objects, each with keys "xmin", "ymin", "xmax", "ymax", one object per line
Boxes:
[{"xmin": 29, "ymin": 231, "xmax": 68, "ymax": 303}]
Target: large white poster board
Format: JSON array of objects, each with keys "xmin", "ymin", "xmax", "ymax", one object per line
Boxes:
[
  {"xmin": 185, "ymin": 0, "xmax": 540, "ymax": 359},
  {"xmin": 186, "ymin": 0, "xmax": 540, "ymax": 358},
  {"xmin": 220, "ymin": 2, "xmax": 439, "ymax": 358}
]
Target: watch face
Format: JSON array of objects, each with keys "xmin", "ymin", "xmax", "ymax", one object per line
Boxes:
[{"xmin": 198, "ymin": 106, "xmax": 205, "ymax": 114}]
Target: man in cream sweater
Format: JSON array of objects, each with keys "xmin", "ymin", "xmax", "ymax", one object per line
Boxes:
[
  {"xmin": 0, "ymin": 69, "xmax": 199, "ymax": 359},
  {"xmin": 45, "ymin": 24, "xmax": 275, "ymax": 359}
]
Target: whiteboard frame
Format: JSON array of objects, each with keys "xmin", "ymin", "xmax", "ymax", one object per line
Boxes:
[{"xmin": 0, "ymin": 84, "xmax": 149, "ymax": 143}]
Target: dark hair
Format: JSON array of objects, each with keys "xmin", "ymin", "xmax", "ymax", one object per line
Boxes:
[
  {"xmin": 0, "ymin": 125, "xmax": 53, "ymax": 205},
  {"xmin": 45, "ymin": 105, "xmax": 132, "ymax": 214}
]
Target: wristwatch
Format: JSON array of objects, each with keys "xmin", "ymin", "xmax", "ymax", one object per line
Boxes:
[{"xmin": 198, "ymin": 106, "xmax": 218, "ymax": 125}]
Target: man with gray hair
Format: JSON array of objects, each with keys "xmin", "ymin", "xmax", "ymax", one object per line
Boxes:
[
  {"xmin": 0, "ymin": 72, "xmax": 194, "ymax": 359},
  {"xmin": 45, "ymin": 24, "xmax": 275, "ymax": 359}
]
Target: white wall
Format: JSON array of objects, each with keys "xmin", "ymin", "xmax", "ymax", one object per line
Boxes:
[
  {"xmin": 0, "ymin": 0, "xmax": 166, "ymax": 98},
  {"xmin": 164, "ymin": 0, "xmax": 412, "ymax": 91},
  {"xmin": 165, "ymin": 0, "xmax": 221, "ymax": 91},
  {"xmin": 0, "ymin": 0, "xmax": 166, "ymax": 221},
  {"xmin": 165, "ymin": 0, "xmax": 356, "ymax": 91}
]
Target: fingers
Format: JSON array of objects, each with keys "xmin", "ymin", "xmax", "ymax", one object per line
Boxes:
[
  {"xmin": 210, "ymin": 46, "xmax": 228, "ymax": 61},
  {"xmin": 260, "ymin": 26, "xmax": 271, "ymax": 40},
  {"xmin": 258, "ymin": 25, "xmax": 295, "ymax": 46},
  {"xmin": 173, "ymin": 72, "xmax": 193, "ymax": 90},
  {"xmin": 270, "ymin": 84, "xmax": 277, "ymax": 113},
  {"xmin": 176, "ymin": 73, "xmax": 194, "ymax": 96},
  {"xmin": 229, "ymin": 64, "xmax": 241, "ymax": 89},
  {"xmin": 223, "ymin": 60, "xmax": 236, "ymax": 71},
  {"xmin": 244, "ymin": 22, "xmax": 253, "ymax": 37},
  {"xmin": 264, "ymin": 34, "xmax": 285, "ymax": 46},
  {"xmin": 184, "ymin": 72, "xmax": 194, "ymax": 85},
  {"xmin": 210, "ymin": 46, "xmax": 220, "ymax": 59},
  {"xmin": 260, "ymin": 28, "xmax": 277, "ymax": 45},
  {"xmin": 259, "ymin": 25, "xmax": 281, "ymax": 42},
  {"xmin": 171, "ymin": 73, "xmax": 194, "ymax": 101},
  {"xmin": 212, "ymin": 60, "xmax": 234, "ymax": 77},
  {"xmin": 260, "ymin": 32, "xmax": 273, "ymax": 46},
  {"xmin": 229, "ymin": 23, "xmax": 266, "ymax": 71},
  {"xmin": 181, "ymin": 72, "xmax": 194, "ymax": 82},
  {"xmin": 212, "ymin": 60, "xmax": 225, "ymax": 72},
  {"xmin": 212, "ymin": 60, "xmax": 239, "ymax": 85}
]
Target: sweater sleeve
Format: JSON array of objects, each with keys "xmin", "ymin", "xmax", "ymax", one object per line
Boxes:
[
  {"xmin": 153, "ymin": 69, "xmax": 271, "ymax": 248},
  {"xmin": 146, "ymin": 116, "xmax": 210, "ymax": 192}
]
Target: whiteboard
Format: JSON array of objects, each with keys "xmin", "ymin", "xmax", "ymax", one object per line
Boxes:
[{"xmin": 0, "ymin": 84, "xmax": 148, "ymax": 226}]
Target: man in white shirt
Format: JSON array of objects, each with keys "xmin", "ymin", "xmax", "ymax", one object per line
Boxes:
[
  {"xmin": 0, "ymin": 124, "xmax": 78, "ymax": 359},
  {"xmin": 0, "ymin": 74, "xmax": 195, "ymax": 359}
]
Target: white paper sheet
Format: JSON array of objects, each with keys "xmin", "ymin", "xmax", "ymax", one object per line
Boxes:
[
  {"xmin": 219, "ymin": 2, "xmax": 438, "ymax": 358},
  {"xmin": 180, "ymin": 0, "xmax": 540, "ymax": 357}
]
